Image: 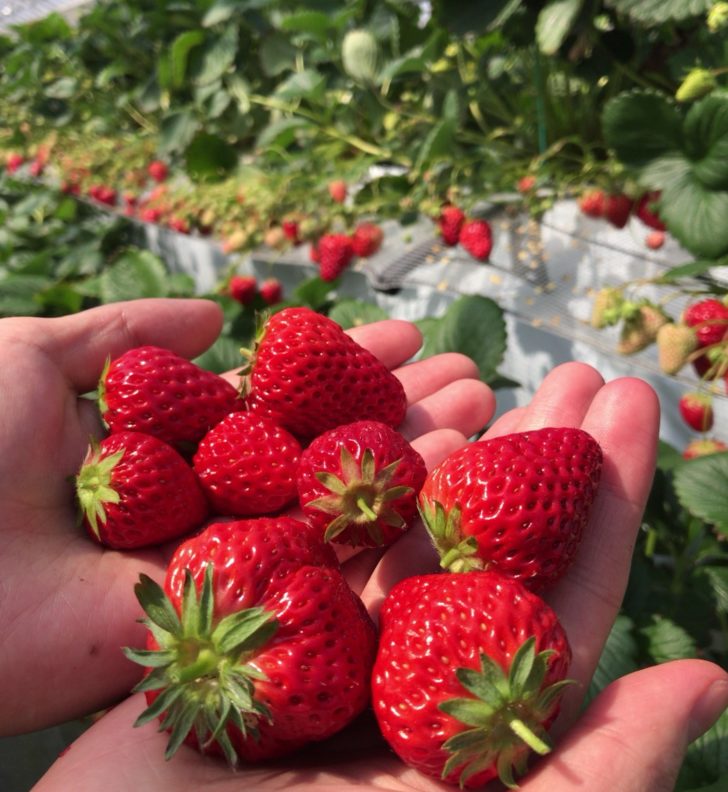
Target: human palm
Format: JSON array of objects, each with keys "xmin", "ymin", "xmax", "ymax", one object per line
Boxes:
[{"xmin": 0, "ymin": 299, "xmax": 725, "ymax": 792}]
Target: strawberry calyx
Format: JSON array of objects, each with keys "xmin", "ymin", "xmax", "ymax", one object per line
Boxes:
[
  {"xmin": 308, "ymin": 446, "xmax": 413, "ymax": 545},
  {"xmin": 75, "ymin": 437, "xmax": 123, "ymax": 539},
  {"xmin": 418, "ymin": 497, "xmax": 482, "ymax": 573},
  {"xmin": 96, "ymin": 356, "xmax": 111, "ymax": 419},
  {"xmin": 124, "ymin": 566, "xmax": 278, "ymax": 764},
  {"xmin": 238, "ymin": 310, "xmax": 272, "ymax": 393},
  {"xmin": 439, "ymin": 637, "xmax": 572, "ymax": 789}
]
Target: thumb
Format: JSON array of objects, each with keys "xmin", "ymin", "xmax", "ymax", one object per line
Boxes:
[{"xmin": 524, "ymin": 659, "xmax": 728, "ymax": 792}]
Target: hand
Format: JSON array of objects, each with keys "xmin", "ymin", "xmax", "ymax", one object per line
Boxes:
[{"xmin": 0, "ymin": 298, "xmax": 491, "ymax": 734}]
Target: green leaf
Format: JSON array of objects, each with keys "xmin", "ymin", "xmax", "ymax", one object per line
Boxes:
[
  {"xmin": 656, "ymin": 259, "xmax": 726, "ymax": 283},
  {"xmin": 674, "ymin": 453, "xmax": 728, "ymax": 533},
  {"xmin": 193, "ymin": 335, "xmax": 246, "ymax": 375},
  {"xmin": 585, "ymin": 615, "xmax": 638, "ymax": 705},
  {"xmin": 184, "ymin": 133, "xmax": 238, "ymax": 182},
  {"xmin": 274, "ymin": 69, "xmax": 325, "ymax": 101},
  {"xmin": 684, "ymin": 95, "xmax": 728, "ymax": 191},
  {"xmin": 604, "ymin": 0, "xmax": 712, "ymax": 25},
  {"xmin": 256, "ymin": 118, "xmax": 312, "ymax": 150},
  {"xmin": 203, "ymin": 0, "xmax": 240, "ymax": 27},
  {"xmin": 159, "ymin": 109, "xmax": 199, "ymax": 154},
  {"xmin": 0, "ymin": 274, "xmax": 46, "ymax": 317},
  {"xmin": 279, "ymin": 11, "xmax": 332, "ymax": 41},
  {"xmin": 415, "ymin": 118, "xmax": 457, "ymax": 173},
  {"xmin": 169, "ymin": 30, "xmax": 205, "ymax": 89},
  {"xmin": 100, "ymin": 249, "xmax": 168, "ymax": 303},
  {"xmin": 193, "ymin": 26, "xmax": 238, "ymax": 86},
  {"xmin": 536, "ymin": 0, "xmax": 585, "ymax": 56},
  {"xmin": 640, "ymin": 614, "xmax": 697, "ymax": 663},
  {"xmin": 433, "ymin": 0, "xmax": 522, "ymax": 35},
  {"xmin": 702, "ymin": 566, "xmax": 728, "ymax": 615},
  {"xmin": 45, "ymin": 77, "xmax": 77, "ymax": 100},
  {"xmin": 258, "ymin": 34, "xmax": 297, "ymax": 78},
  {"xmin": 678, "ymin": 708, "xmax": 728, "ymax": 790},
  {"xmin": 327, "ymin": 299, "xmax": 389, "ymax": 329},
  {"xmin": 602, "ymin": 91, "xmax": 684, "ymax": 169}
]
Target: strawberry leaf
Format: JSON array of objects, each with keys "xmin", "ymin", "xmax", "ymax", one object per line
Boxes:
[{"xmin": 674, "ymin": 452, "xmax": 728, "ymax": 534}]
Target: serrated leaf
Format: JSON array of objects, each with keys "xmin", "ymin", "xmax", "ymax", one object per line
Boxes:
[
  {"xmin": 585, "ymin": 615, "xmax": 638, "ymax": 705},
  {"xmin": 274, "ymin": 69, "xmax": 325, "ymax": 101},
  {"xmin": 159, "ymin": 109, "xmax": 198, "ymax": 154},
  {"xmin": 678, "ymin": 708, "xmax": 728, "ymax": 790},
  {"xmin": 100, "ymin": 249, "xmax": 168, "ymax": 303},
  {"xmin": 193, "ymin": 26, "xmax": 238, "ymax": 86},
  {"xmin": 169, "ymin": 30, "xmax": 205, "ymax": 89},
  {"xmin": 327, "ymin": 299, "xmax": 388, "ymax": 329},
  {"xmin": 184, "ymin": 133, "xmax": 238, "ymax": 182},
  {"xmin": 640, "ymin": 614, "xmax": 697, "ymax": 663},
  {"xmin": 536, "ymin": 0, "xmax": 585, "ymax": 56},
  {"xmin": 604, "ymin": 0, "xmax": 712, "ymax": 25},
  {"xmin": 702, "ymin": 567, "xmax": 728, "ymax": 615},
  {"xmin": 259, "ymin": 33, "xmax": 297, "ymax": 77},
  {"xmin": 256, "ymin": 118, "xmax": 312, "ymax": 149},
  {"xmin": 0, "ymin": 274, "xmax": 46, "ymax": 317},
  {"xmin": 674, "ymin": 453, "xmax": 728, "ymax": 533},
  {"xmin": 684, "ymin": 95, "xmax": 728, "ymax": 190}
]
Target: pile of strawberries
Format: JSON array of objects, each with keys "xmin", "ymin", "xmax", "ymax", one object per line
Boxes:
[{"xmin": 74, "ymin": 306, "xmax": 604, "ymax": 787}]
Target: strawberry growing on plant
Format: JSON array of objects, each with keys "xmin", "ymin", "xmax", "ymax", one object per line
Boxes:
[
  {"xmin": 578, "ymin": 189, "xmax": 605, "ymax": 218},
  {"xmin": 372, "ymin": 570, "xmax": 572, "ymax": 789},
  {"xmin": 75, "ymin": 431, "xmax": 208, "ymax": 549},
  {"xmin": 316, "ymin": 233, "xmax": 355, "ymax": 281},
  {"xmin": 124, "ymin": 516, "xmax": 377, "ymax": 763},
  {"xmin": 683, "ymin": 438, "xmax": 728, "ymax": 459},
  {"xmin": 645, "ymin": 230, "xmax": 666, "ymax": 250},
  {"xmin": 351, "ymin": 222, "xmax": 384, "ymax": 257},
  {"xmin": 418, "ymin": 427, "xmax": 603, "ymax": 590},
  {"xmin": 656, "ymin": 323, "xmax": 699, "ymax": 375},
  {"xmin": 328, "ymin": 180, "xmax": 347, "ymax": 203},
  {"xmin": 193, "ymin": 412, "xmax": 302, "ymax": 516},
  {"xmin": 459, "ymin": 219, "xmax": 493, "ymax": 261},
  {"xmin": 99, "ymin": 345, "xmax": 242, "ymax": 447},
  {"xmin": 241, "ymin": 307, "xmax": 407, "ymax": 440},
  {"xmin": 259, "ymin": 277, "xmax": 283, "ymax": 305},
  {"xmin": 682, "ymin": 298, "xmax": 728, "ymax": 378},
  {"xmin": 147, "ymin": 160, "xmax": 168, "ymax": 183},
  {"xmin": 296, "ymin": 420, "xmax": 427, "ymax": 547},
  {"xmin": 228, "ymin": 274, "xmax": 258, "ymax": 306},
  {"xmin": 679, "ymin": 392, "xmax": 714, "ymax": 432},
  {"xmin": 603, "ymin": 193, "xmax": 633, "ymax": 229},
  {"xmin": 635, "ymin": 191, "xmax": 666, "ymax": 231},
  {"xmin": 438, "ymin": 205, "xmax": 466, "ymax": 245}
]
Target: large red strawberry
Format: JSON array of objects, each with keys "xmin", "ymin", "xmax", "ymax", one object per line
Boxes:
[
  {"xmin": 372, "ymin": 570, "xmax": 572, "ymax": 788},
  {"xmin": 228, "ymin": 274, "xmax": 257, "ymax": 306},
  {"xmin": 578, "ymin": 189, "xmax": 605, "ymax": 218},
  {"xmin": 99, "ymin": 345, "xmax": 242, "ymax": 447},
  {"xmin": 351, "ymin": 222, "xmax": 384, "ymax": 257},
  {"xmin": 317, "ymin": 233, "xmax": 355, "ymax": 281},
  {"xmin": 438, "ymin": 205, "xmax": 466, "ymax": 246},
  {"xmin": 635, "ymin": 191, "xmax": 666, "ymax": 231},
  {"xmin": 296, "ymin": 420, "xmax": 427, "ymax": 547},
  {"xmin": 242, "ymin": 307, "xmax": 407, "ymax": 440},
  {"xmin": 193, "ymin": 412, "xmax": 302, "ymax": 516},
  {"xmin": 603, "ymin": 193, "xmax": 633, "ymax": 229},
  {"xmin": 683, "ymin": 298, "xmax": 728, "ymax": 379},
  {"xmin": 418, "ymin": 427, "xmax": 603, "ymax": 590},
  {"xmin": 147, "ymin": 160, "xmax": 169, "ymax": 183},
  {"xmin": 75, "ymin": 431, "xmax": 208, "ymax": 549},
  {"xmin": 124, "ymin": 517, "xmax": 377, "ymax": 763},
  {"xmin": 459, "ymin": 219, "xmax": 493, "ymax": 261}
]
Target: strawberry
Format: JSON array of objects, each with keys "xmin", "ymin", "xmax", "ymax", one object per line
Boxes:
[
  {"xmin": 148, "ymin": 160, "xmax": 169, "ymax": 183},
  {"xmin": 372, "ymin": 570, "xmax": 572, "ymax": 789},
  {"xmin": 139, "ymin": 206, "xmax": 164, "ymax": 223},
  {"xmin": 297, "ymin": 420, "xmax": 427, "ymax": 547},
  {"xmin": 517, "ymin": 175, "xmax": 536, "ymax": 193},
  {"xmin": 75, "ymin": 431, "xmax": 208, "ymax": 549},
  {"xmin": 656, "ymin": 323, "xmax": 699, "ymax": 375},
  {"xmin": 317, "ymin": 233, "xmax": 355, "ymax": 281},
  {"xmin": 683, "ymin": 298, "xmax": 728, "ymax": 379},
  {"xmin": 124, "ymin": 516, "xmax": 377, "ymax": 763},
  {"xmin": 438, "ymin": 205, "xmax": 466, "ymax": 246},
  {"xmin": 459, "ymin": 219, "xmax": 493, "ymax": 261},
  {"xmin": 683, "ymin": 438, "xmax": 728, "ymax": 460},
  {"xmin": 635, "ymin": 191, "xmax": 666, "ymax": 231},
  {"xmin": 242, "ymin": 307, "xmax": 407, "ymax": 440},
  {"xmin": 259, "ymin": 277, "xmax": 283, "ymax": 306},
  {"xmin": 590, "ymin": 286, "xmax": 624, "ymax": 329},
  {"xmin": 167, "ymin": 216, "xmax": 190, "ymax": 234},
  {"xmin": 99, "ymin": 345, "xmax": 242, "ymax": 447},
  {"xmin": 617, "ymin": 304, "xmax": 669, "ymax": 355},
  {"xmin": 281, "ymin": 220, "xmax": 300, "ymax": 244},
  {"xmin": 28, "ymin": 159, "xmax": 45, "ymax": 178},
  {"xmin": 604, "ymin": 193, "xmax": 633, "ymax": 229},
  {"xmin": 418, "ymin": 427, "xmax": 602, "ymax": 590},
  {"xmin": 193, "ymin": 412, "xmax": 302, "ymax": 516},
  {"xmin": 328, "ymin": 180, "xmax": 348, "ymax": 203},
  {"xmin": 645, "ymin": 230, "xmax": 666, "ymax": 250},
  {"xmin": 228, "ymin": 274, "xmax": 258, "ymax": 306},
  {"xmin": 578, "ymin": 189, "xmax": 605, "ymax": 218},
  {"xmin": 5, "ymin": 152, "xmax": 24, "ymax": 173},
  {"xmin": 351, "ymin": 222, "xmax": 383, "ymax": 257},
  {"xmin": 679, "ymin": 392, "xmax": 714, "ymax": 432}
]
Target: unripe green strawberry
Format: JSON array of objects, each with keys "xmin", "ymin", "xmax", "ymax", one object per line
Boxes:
[
  {"xmin": 297, "ymin": 420, "xmax": 427, "ymax": 547},
  {"xmin": 676, "ymin": 68, "xmax": 716, "ymax": 102},
  {"xmin": 99, "ymin": 346, "xmax": 242, "ymax": 447},
  {"xmin": 683, "ymin": 438, "xmax": 728, "ymax": 460},
  {"xmin": 419, "ymin": 427, "xmax": 602, "ymax": 590},
  {"xmin": 617, "ymin": 304, "xmax": 669, "ymax": 355},
  {"xmin": 372, "ymin": 571, "xmax": 572, "ymax": 788},
  {"xmin": 708, "ymin": 2, "xmax": 728, "ymax": 32},
  {"xmin": 590, "ymin": 287, "xmax": 624, "ymax": 329},
  {"xmin": 341, "ymin": 29, "xmax": 380, "ymax": 84},
  {"xmin": 124, "ymin": 517, "xmax": 376, "ymax": 763},
  {"xmin": 76, "ymin": 431, "xmax": 208, "ymax": 549},
  {"xmin": 193, "ymin": 412, "xmax": 302, "ymax": 516},
  {"xmin": 656, "ymin": 323, "xmax": 699, "ymax": 375}
]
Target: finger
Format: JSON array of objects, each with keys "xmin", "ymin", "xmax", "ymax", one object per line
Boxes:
[
  {"xmin": 346, "ymin": 319, "xmax": 423, "ymax": 370},
  {"xmin": 41, "ymin": 298, "xmax": 224, "ymax": 393},
  {"xmin": 546, "ymin": 377, "xmax": 660, "ymax": 721},
  {"xmin": 485, "ymin": 406, "xmax": 527, "ymax": 436},
  {"xmin": 394, "ymin": 352, "xmax": 481, "ymax": 404},
  {"xmin": 399, "ymin": 378, "xmax": 494, "ymax": 441},
  {"xmin": 524, "ymin": 660, "xmax": 728, "ymax": 791}
]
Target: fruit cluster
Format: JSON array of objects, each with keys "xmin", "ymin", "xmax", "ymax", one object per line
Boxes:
[
  {"xmin": 578, "ymin": 187, "xmax": 667, "ymax": 249},
  {"xmin": 437, "ymin": 205, "xmax": 494, "ymax": 262},
  {"xmin": 73, "ymin": 306, "xmax": 604, "ymax": 787}
]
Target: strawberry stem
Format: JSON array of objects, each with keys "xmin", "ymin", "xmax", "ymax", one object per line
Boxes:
[
  {"xmin": 356, "ymin": 496, "xmax": 378, "ymax": 522},
  {"xmin": 508, "ymin": 717, "xmax": 551, "ymax": 755}
]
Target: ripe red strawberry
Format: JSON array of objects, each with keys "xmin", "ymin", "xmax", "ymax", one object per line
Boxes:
[
  {"xmin": 683, "ymin": 438, "xmax": 728, "ymax": 460},
  {"xmin": 281, "ymin": 220, "xmax": 300, "ymax": 243},
  {"xmin": 167, "ymin": 216, "xmax": 189, "ymax": 234},
  {"xmin": 75, "ymin": 431, "xmax": 208, "ymax": 549},
  {"xmin": 328, "ymin": 180, "xmax": 347, "ymax": 203},
  {"xmin": 438, "ymin": 205, "xmax": 466, "ymax": 246},
  {"xmin": 604, "ymin": 193, "xmax": 633, "ymax": 229},
  {"xmin": 351, "ymin": 222, "xmax": 384, "ymax": 257},
  {"xmin": 578, "ymin": 189, "xmax": 605, "ymax": 218},
  {"xmin": 124, "ymin": 516, "xmax": 377, "ymax": 763},
  {"xmin": 259, "ymin": 277, "xmax": 283, "ymax": 305},
  {"xmin": 29, "ymin": 158, "xmax": 45, "ymax": 178},
  {"xmin": 147, "ymin": 160, "xmax": 169, "ymax": 183},
  {"xmin": 372, "ymin": 570, "xmax": 572, "ymax": 788},
  {"xmin": 193, "ymin": 412, "xmax": 302, "ymax": 516},
  {"xmin": 418, "ymin": 427, "xmax": 603, "ymax": 590},
  {"xmin": 683, "ymin": 298, "xmax": 728, "ymax": 379},
  {"xmin": 459, "ymin": 219, "xmax": 493, "ymax": 261},
  {"xmin": 228, "ymin": 274, "xmax": 258, "ymax": 306},
  {"xmin": 242, "ymin": 307, "xmax": 407, "ymax": 440},
  {"xmin": 297, "ymin": 420, "xmax": 427, "ymax": 547},
  {"xmin": 139, "ymin": 206, "xmax": 164, "ymax": 223},
  {"xmin": 645, "ymin": 230, "xmax": 666, "ymax": 250},
  {"xmin": 99, "ymin": 345, "xmax": 242, "ymax": 447},
  {"xmin": 517, "ymin": 175, "xmax": 536, "ymax": 193},
  {"xmin": 5, "ymin": 152, "xmax": 24, "ymax": 173},
  {"xmin": 317, "ymin": 233, "xmax": 355, "ymax": 281},
  {"xmin": 635, "ymin": 191, "xmax": 666, "ymax": 231},
  {"xmin": 679, "ymin": 392, "xmax": 714, "ymax": 432}
]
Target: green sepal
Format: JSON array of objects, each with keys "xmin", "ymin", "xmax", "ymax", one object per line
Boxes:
[
  {"xmin": 75, "ymin": 437, "xmax": 124, "ymax": 539},
  {"xmin": 96, "ymin": 355, "xmax": 111, "ymax": 420},
  {"xmin": 418, "ymin": 496, "xmax": 483, "ymax": 573},
  {"xmin": 438, "ymin": 637, "xmax": 573, "ymax": 789},
  {"xmin": 124, "ymin": 565, "xmax": 278, "ymax": 765}
]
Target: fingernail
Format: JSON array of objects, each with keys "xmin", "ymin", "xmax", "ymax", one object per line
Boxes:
[{"xmin": 688, "ymin": 679, "xmax": 728, "ymax": 744}]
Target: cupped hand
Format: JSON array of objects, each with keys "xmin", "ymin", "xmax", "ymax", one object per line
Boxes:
[{"xmin": 0, "ymin": 298, "xmax": 491, "ymax": 734}]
